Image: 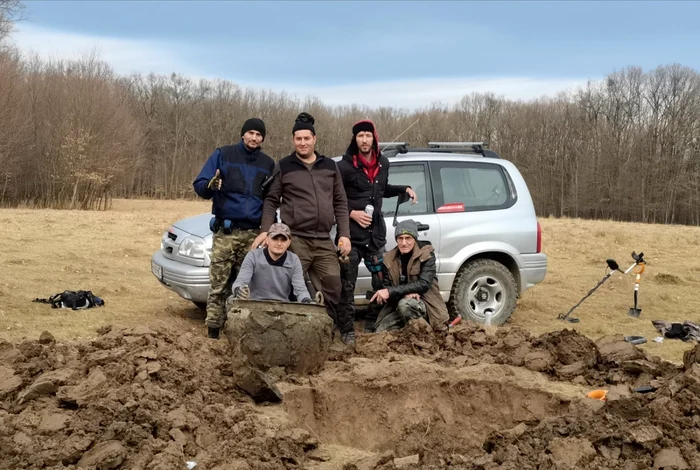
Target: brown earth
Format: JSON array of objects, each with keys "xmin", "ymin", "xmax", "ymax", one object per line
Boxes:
[{"xmin": 2, "ymin": 316, "xmax": 699, "ymax": 470}]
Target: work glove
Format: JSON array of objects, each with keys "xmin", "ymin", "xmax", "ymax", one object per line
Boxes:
[
  {"xmin": 300, "ymin": 297, "xmax": 312, "ymax": 304},
  {"xmin": 207, "ymin": 169, "xmax": 222, "ymax": 191},
  {"xmin": 233, "ymin": 284, "xmax": 250, "ymax": 300},
  {"xmin": 314, "ymin": 291, "xmax": 325, "ymax": 305}
]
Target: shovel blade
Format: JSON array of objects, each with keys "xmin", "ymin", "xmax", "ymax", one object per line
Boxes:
[{"xmin": 628, "ymin": 308, "xmax": 642, "ymax": 318}]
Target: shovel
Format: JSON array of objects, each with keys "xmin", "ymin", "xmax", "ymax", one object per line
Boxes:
[{"xmin": 628, "ymin": 251, "xmax": 646, "ymax": 318}]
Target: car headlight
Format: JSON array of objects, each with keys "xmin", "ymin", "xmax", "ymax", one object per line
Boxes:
[{"xmin": 178, "ymin": 236, "xmax": 207, "ymax": 259}]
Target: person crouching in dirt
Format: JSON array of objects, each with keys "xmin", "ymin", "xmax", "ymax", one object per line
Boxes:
[
  {"xmin": 227, "ymin": 223, "xmax": 314, "ymax": 305},
  {"xmin": 369, "ymin": 220, "xmax": 449, "ymax": 332},
  {"xmin": 193, "ymin": 118, "xmax": 276, "ymax": 340}
]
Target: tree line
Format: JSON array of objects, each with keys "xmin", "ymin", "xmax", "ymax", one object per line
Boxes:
[{"xmin": 0, "ymin": 13, "xmax": 699, "ymax": 223}]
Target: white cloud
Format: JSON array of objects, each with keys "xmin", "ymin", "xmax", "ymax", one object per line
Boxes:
[
  {"xmin": 244, "ymin": 77, "xmax": 593, "ymax": 110},
  {"xmin": 9, "ymin": 23, "xmax": 198, "ymax": 76},
  {"xmin": 9, "ymin": 24, "xmax": 594, "ymax": 109}
]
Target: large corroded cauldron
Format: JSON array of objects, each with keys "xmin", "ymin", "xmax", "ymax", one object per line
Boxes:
[{"xmin": 224, "ymin": 299, "xmax": 333, "ymax": 375}]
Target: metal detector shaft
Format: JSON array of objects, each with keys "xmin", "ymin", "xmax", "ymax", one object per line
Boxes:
[{"xmin": 558, "ymin": 260, "xmax": 638, "ymax": 323}]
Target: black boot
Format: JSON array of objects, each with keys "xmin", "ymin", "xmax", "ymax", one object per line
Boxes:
[
  {"xmin": 208, "ymin": 327, "xmax": 220, "ymax": 339},
  {"xmin": 341, "ymin": 330, "xmax": 356, "ymax": 346}
]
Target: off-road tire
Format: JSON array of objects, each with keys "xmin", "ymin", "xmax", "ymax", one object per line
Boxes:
[{"xmin": 448, "ymin": 258, "xmax": 518, "ymax": 325}]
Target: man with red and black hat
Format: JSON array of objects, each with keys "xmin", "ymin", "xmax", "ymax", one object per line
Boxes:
[
  {"xmin": 336, "ymin": 119, "xmax": 417, "ymax": 333},
  {"xmin": 193, "ymin": 117, "xmax": 276, "ymax": 340}
]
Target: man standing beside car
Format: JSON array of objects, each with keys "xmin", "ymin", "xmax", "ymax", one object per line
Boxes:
[
  {"xmin": 251, "ymin": 112, "xmax": 354, "ymax": 345},
  {"xmin": 336, "ymin": 119, "xmax": 416, "ymax": 332},
  {"xmin": 193, "ymin": 117, "xmax": 275, "ymax": 339}
]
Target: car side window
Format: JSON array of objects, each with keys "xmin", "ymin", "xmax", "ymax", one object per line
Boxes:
[
  {"xmin": 382, "ymin": 163, "xmax": 431, "ymax": 216},
  {"xmin": 431, "ymin": 161, "xmax": 513, "ymax": 211}
]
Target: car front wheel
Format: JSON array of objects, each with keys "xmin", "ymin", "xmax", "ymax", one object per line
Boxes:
[{"xmin": 449, "ymin": 259, "xmax": 517, "ymax": 325}]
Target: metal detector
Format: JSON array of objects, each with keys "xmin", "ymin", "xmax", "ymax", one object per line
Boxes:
[
  {"xmin": 628, "ymin": 251, "xmax": 646, "ymax": 318},
  {"xmin": 558, "ymin": 253, "xmax": 642, "ymax": 323}
]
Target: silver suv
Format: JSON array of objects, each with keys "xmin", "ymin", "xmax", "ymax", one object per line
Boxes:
[{"xmin": 150, "ymin": 142, "xmax": 547, "ymax": 324}]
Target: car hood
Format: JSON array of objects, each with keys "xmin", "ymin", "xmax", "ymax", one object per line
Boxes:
[{"xmin": 173, "ymin": 213, "xmax": 212, "ymax": 239}]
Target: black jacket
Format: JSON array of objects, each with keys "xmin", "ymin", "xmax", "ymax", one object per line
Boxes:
[{"xmin": 337, "ymin": 120, "xmax": 408, "ymax": 249}]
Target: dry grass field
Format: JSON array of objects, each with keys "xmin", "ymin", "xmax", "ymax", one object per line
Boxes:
[{"xmin": 1, "ymin": 199, "xmax": 699, "ymax": 363}]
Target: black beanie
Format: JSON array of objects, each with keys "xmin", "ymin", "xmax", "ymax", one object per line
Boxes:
[
  {"xmin": 352, "ymin": 120, "xmax": 375, "ymax": 136},
  {"xmin": 292, "ymin": 112, "xmax": 316, "ymax": 135},
  {"xmin": 241, "ymin": 118, "xmax": 266, "ymax": 141}
]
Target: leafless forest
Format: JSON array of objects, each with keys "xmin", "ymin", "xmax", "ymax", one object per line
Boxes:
[{"xmin": 1, "ymin": 2, "xmax": 699, "ymax": 224}]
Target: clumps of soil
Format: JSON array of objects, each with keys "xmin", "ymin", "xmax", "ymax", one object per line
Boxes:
[
  {"xmin": 469, "ymin": 358, "xmax": 700, "ymax": 469},
  {"xmin": 0, "ymin": 326, "xmax": 319, "ymax": 469},
  {"xmin": 2, "ymin": 319, "xmax": 699, "ymax": 470},
  {"xmin": 357, "ymin": 320, "xmax": 681, "ymax": 388}
]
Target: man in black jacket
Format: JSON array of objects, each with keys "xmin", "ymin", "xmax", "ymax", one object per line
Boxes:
[{"xmin": 336, "ymin": 119, "xmax": 416, "ymax": 332}]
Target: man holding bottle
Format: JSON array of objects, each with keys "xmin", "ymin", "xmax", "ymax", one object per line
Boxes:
[{"xmin": 336, "ymin": 119, "xmax": 417, "ymax": 333}]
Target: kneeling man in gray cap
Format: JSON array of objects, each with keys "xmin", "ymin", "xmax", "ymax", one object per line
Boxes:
[
  {"xmin": 229, "ymin": 223, "xmax": 313, "ymax": 304},
  {"xmin": 370, "ymin": 220, "xmax": 449, "ymax": 332}
]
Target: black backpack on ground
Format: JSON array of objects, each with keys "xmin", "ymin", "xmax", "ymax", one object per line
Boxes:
[{"xmin": 33, "ymin": 290, "xmax": 105, "ymax": 310}]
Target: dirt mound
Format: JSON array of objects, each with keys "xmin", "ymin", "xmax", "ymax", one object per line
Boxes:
[
  {"xmin": 1, "ymin": 322, "xmax": 697, "ymax": 470},
  {"xmin": 472, "ymin": 359, "xmax": 700, "ymax": 469},
  {"xmin": 0, "ymin": 326, "xmax": 319, "ymax": 469},
  {"xmin": 357, "ymin": 321, "xmax": 681, "ymax": 388}
]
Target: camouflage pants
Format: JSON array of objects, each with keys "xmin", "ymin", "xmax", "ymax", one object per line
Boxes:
[
  {"xmin": 205, "ymin": 229, "xmax": 258, "ymax": 328},
  {"xmin": 375, "ymin": 297, "xmax": 428, "ymax": 332}
]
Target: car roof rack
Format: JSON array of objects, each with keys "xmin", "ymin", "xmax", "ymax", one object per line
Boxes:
[
  {"xmin": 379, "ymin": 141, "xmax": 502, "ymax": 159},
  {"xmin": 379, "ymin": 142, "xmax": 409, "ymax": 148},
  {"xmin": 379, "ymin": 142, "xmax": 410, "ymax": 158},
  {"xmin": 417, "ymin": 141, "xmax": 500, "ymax": 158}
]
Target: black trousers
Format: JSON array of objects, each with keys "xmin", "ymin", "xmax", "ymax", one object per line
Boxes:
[{"xmin": 339, "ymin": 244, "xmax": 385, "ymax": 328}]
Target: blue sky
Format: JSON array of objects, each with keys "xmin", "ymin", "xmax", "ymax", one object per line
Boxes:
[{"xmin": 9, "ymin": 1, "xmax": 700, "ymax": 109}]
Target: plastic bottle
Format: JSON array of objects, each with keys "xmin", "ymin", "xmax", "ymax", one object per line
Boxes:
[{"xmin": 485, "ymin": 311, "xmax": 493, "ymax": 327}]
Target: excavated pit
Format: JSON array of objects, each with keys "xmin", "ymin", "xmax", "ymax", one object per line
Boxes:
[{"xmin": 279, "ymin": 358, "xmax": 587, "ymax": 455}]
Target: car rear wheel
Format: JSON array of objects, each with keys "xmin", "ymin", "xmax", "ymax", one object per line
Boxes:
[{"xmin": 449, "ymin": 259, "xmax": 517, "ymax": 325}]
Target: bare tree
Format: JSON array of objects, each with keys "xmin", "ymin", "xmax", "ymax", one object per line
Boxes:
[
  {"xmin": 2, "ymin": 43, "xmax": 700, "ymax": 226},
  {"xmin": 0, "ymin": 0, "xmax": 23, "ymax": 43}
]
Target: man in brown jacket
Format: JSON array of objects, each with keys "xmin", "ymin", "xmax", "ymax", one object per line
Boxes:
[
  {"xmin": 252, "ymin": 112, "xmax": 354, "ymax": 344},
  {"xmin": 370, "ymin": 219, "xmax": 449, "ymax": 332}
]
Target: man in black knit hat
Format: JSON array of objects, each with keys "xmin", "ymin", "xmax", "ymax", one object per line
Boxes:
[
  {"xmin": 193, "ymin": 117, "xmax": 275, "ymax": 340},
  {"xmin": 336, "ymin": 119, "xmax": 417, "ymax": 333},
  {"xmin": 253, "ymin": 112, "xmax": 355, "ymax": 345}
]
